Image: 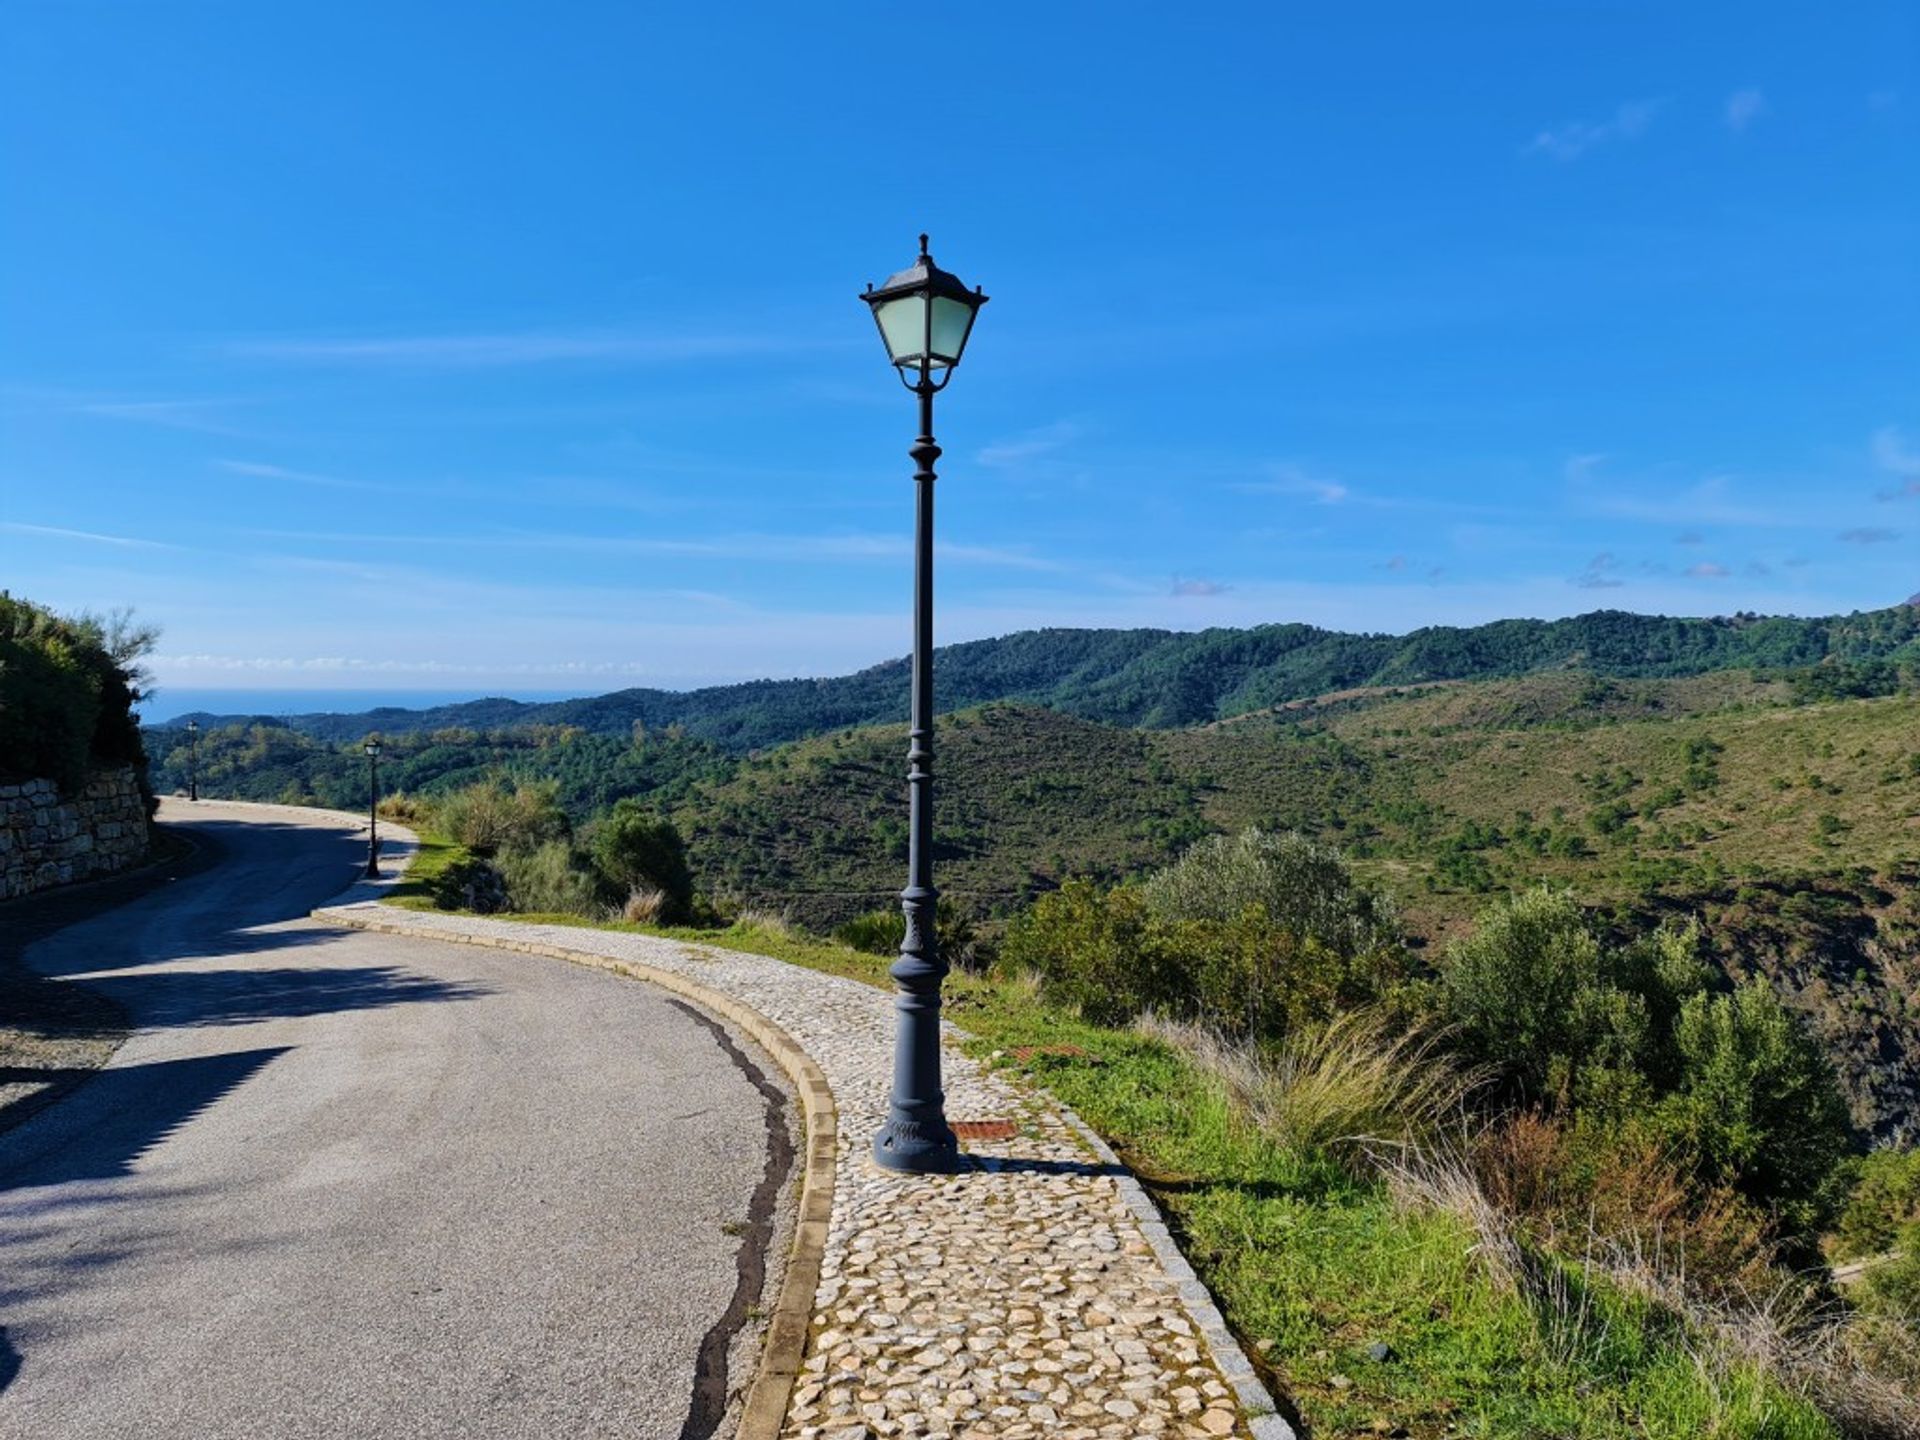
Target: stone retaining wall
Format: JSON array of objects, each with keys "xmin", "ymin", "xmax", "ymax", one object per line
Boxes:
[{"xmin": 0, "ymin": 767, "xmax": 150, "ymax": 900}]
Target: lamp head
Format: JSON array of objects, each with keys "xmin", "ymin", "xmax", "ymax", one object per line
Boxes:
[{"xmin": 861, "ymin": 234, "xmax": 987, "ymax": 387}]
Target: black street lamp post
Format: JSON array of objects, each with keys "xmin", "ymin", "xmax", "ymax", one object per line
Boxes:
[
  {"xmin": 186, "ymin": 719, "xmax": 199, "ymax": 803},
  {"xmin": 860, "ymin": 235, "xmax": 988, "ymax": 1174},
  {"xmin": 363, "ymin": 738, "xmax": 382, "ymax": 879}
]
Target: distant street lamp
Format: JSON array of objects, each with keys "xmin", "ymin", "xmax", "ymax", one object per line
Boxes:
[
  {"xmin": 860, "ymin": 234, "xmax": 988, "ymax": 1174},
  {"xmin": 363, "ymin": 738, "xmax": 382, "ymax": 879},
  {"xmin": 186, "ymin": 719, "xmax": 199, "ymax": 803}
]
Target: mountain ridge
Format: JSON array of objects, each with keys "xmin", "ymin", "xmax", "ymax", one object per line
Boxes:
[{"xmin": 160, "ymin": 602, "xmax": 1920, "ymax": 753}]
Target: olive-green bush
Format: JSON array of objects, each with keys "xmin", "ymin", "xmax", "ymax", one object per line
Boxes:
[
  {"xmin": 1001, "ymin": 829, "xmax": 1410, "ymax": 1038},
  {"xmin": 0, "ymin": 593, "xmax": 154, "ymax": 795},
  {"xmin": 1441, "ymin": 888, "xmax": 1852, "ymax": 1237},
  {"xmin": 432, "ymin": 779, "xmax": 568, "ymax": 856},
  {"xmin": 586, "ymin": 800, "xmax": 692, "ymax": 920}
]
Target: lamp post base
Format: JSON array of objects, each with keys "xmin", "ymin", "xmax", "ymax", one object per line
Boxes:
[
  {"xmin": 871, "ymin": 1116, "xmax": 959, "ymax": 1174},
  {"xmin": 364, "ymin": 851, "xmax": 380, "ymax": 879}
]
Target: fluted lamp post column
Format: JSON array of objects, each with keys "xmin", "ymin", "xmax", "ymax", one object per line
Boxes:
[
  {"xmin": 186, "ymin": 718, "xmax": 199, "ymax": 803},
  {"xmin": 363, "ymin": 738, "xmax": 382, "ymax": 879},
  {"xmin": 860, "ymin": 235, "xmax": 988, "ymax": 1174}
]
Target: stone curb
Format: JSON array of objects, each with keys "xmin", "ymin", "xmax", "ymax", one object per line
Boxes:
[
  {"xmin": 312, "ymin": 905, "xmax": 836, "ymax": 1440},
  {"xmin": 1050, "ymin": 1109, "xmax": 1295, "ymax": 1439}
]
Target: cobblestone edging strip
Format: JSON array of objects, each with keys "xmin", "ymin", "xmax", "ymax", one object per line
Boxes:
[{"xmin": 315, "ymin": 900, "xmax": 1295, "ymax": 1440}]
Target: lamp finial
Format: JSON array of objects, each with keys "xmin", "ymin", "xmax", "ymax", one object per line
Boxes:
[{"xmin": 918, "ymin": 233, "xmax": 929, "ymax": 259}]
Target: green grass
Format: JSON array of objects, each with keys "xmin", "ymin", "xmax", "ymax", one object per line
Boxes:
[
  {"xmin": 387, "ymin": 866, "xmax": 1840, "ymax": 1438},
  {"xmin": 384, "ymin": 830, "xmax": 466, "ymax": 910}
]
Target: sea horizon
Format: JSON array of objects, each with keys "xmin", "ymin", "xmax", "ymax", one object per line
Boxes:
[{"xmin": 139, "ymin": 688, "xmax": 605, "ymax": 725}]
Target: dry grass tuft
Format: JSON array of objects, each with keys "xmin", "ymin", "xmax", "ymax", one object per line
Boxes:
[
  {"xmin": 1137, "ymin": 1007, "xmax": 1489, "ymax": 1167},
  {"xmin": 619, "ymin": 885, "xmax": 668, "ymax": 925},
  {"xmin": 735, "ymin": 905, "xmax": 797, "ymax": 937}
]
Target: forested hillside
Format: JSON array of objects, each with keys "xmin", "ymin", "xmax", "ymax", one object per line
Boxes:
[
  {"xmin": 651, "ymin": 675, "xmax": 1920, "ymax": 1135},
  {"xmin": 171, "ymin": 602, "xmax": 1920, "ymax": 752},
  {"xmin": 149, "ymin": 661, "xmax": 1920, "ymax": 1136}
]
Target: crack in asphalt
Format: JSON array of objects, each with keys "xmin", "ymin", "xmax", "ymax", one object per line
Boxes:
[{"xmin": 667, "ymin": 998, "xmax": 795, "ymax": 1440}]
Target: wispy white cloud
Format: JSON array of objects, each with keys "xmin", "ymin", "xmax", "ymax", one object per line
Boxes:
[
  {"xmin": 1, "ymin": 521, "xmax": 181, "ymax": 550},
  {"xmin": 1234, "ymin": 463, "xmax": 1348, "ymax": 505},
  {"xmin": 227, "ymin": 524, "xmax": 1074, "ymax": 573},
  {"xmin": 1568, "ymin": 463, "xmax": 1791, "ymax": 528},
  {"xmin": 1839, "ymin": 527, "xmax": 1901, "ymax": 545},
  {"xmin": 1563, "ymin": 454, "xmax": 1607, "ymax": 484},
  {"xmin": 1725, "ymin": 88, "xmax": 1766, "ymax": 133},
  {"xmin": 1872, "ymin": 426, "xmax": 1920, "ymax": 499},
  {"xmin": 219, "ymin": 329, "xmax": 837, "ymax": 368},
  {"xmin": 0, "ymin": 386, "xmax": 257, "ymax": 437},
  {"xmin": 1171, "ymin": 576, "xmax": 1230, "ymax": 597},
  {"xmin": 1686, "ymin": 562, "xmax": 1731, "ymax": 578},
  {"xmin": 1572, "ymin": 553, "xmax": 1624, "ymax": 590},
  {"xmin": 977, "ymin": 421, "xmax": 1084, "ymax": 468},
  {"xmin": 216, "ymin": 459, "xmax": 380, "ymax": 492},
  {"xmin": 1525, "ymin": 100, "xmax": 1661, "ymax": 161}
]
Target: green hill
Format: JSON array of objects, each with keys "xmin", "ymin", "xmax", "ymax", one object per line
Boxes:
[
  {"xmin": 663, "ymin": 677, "xmax": 1920, "ymax": 1136},
  {"xmin": 166, "ymin": 602, "xmax": 1920, "ymax": 753}
]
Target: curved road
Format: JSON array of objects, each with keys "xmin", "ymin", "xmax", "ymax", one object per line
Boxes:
[{"xmin": 0, "ymin": 801, "xmax": 784, "ymax": 1440}]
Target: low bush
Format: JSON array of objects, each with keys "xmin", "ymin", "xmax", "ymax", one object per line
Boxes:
[
  {"xmin": 1658, "ymin": 980, "xmax": 1852, "ymax": 1235},
  {"xmin": 1002, "ymin": 830, "xmax": 1411, "ymax": 1039},
  {"xmin": 587, "ymin": 800, "xmax": 692, "ymax": 920},
  {"xmin": 1470, "ymin": 1110, "xmax": 1777, "ymax": 1299},
  {"xmin": 1831, "ymin": 1147, "xmax": 1920, "ymax": 1261},
  {"xmin": 1438, "ymin": 888, "xmax": 1706, "ymax": 1111},
  {"xmin": 432, "ymin": 779, "xmax": 568, "ymax": 856},
  {"xmin": 431, "ymin": 856, "xmax": 510, "ymax": 914},
  {"xmin": 494, "ymin": 840, "xmax": 603, "ymax": 917},
  {"xmin": 833, "ymin": 901, "xmax": 993, "ymax": 972},
  {"xmin": 1140, "ymin": 827, "xmax": 1400, "ymax": 956}
]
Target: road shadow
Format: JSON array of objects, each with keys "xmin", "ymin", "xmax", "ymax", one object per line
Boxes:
[
  {"xmin": 81, "ymin": 965, "xmax": 486, "ymax": 1029},
  {"xmin": 0, "ymin": 1048, "xmax": 292, "ymax": 1192},
  {"xmin": 2, "ymin": 811, "xmax": 484, "ymax": 1140},
  {"xmin": 19, "ymin": 817, "xmax": 374, "ymax": 981},
  {"xmin": 0, "ymin": 1326, "xmax": 16, "ymax": 1396}
]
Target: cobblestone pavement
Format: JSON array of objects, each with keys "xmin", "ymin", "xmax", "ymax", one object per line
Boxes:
[{"xmin": 319, "ymin": 899, "xmax": 1292, "ymax": 1440}]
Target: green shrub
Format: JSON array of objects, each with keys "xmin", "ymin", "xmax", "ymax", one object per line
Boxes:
[
  {"xmin": 1862, "ymin": 1222, "xmax": 1920, "ymax": 1326},
  {"xmin": 1001, "ymin": 881, "xmax": 1170, "ymax": 1027},
  {"xmin": 1141, "ymin": 828, "xmax": 1399, "ymax": 958},
  {"xmin": 431, "ymin": 856, "xmax": 510, "ymax": 913},
  {"xmin": 833, "ymin": 901, "xmax": 991, "ymax": 972},
  {"xmin": 1656, "ymin": 980, "xmax": 1852, "ymax": 1234},
  {"xmin": 0, "ymin": 594, "xmax": 154, "ymax": 795},
  {"xmin": 587, "ymin": 800, "xmax": 692, "ymax": 920},
  {"xmin": 1439, "ymin": 889, "xmax": 1705, "ymax": 1111},
  {"xmin": 1003, "ymin": 860, "xmax": 1409, "ymax": 1040},
  {"xmin": 495, "ymin": 840, "xmax": 603, "ymax": 917},
  {"xmin": 1832, "ymin": 1148, "xmax": 1920, "ymax": 1261},
  {"xmin": 432, "ymin": 779, "xmax": 568, "ymax": 855}
]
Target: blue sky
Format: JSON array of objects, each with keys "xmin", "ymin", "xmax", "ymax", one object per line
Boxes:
[{"xmin": 2, "ymin": 3, "xmax": 1915, "ymax": 699}]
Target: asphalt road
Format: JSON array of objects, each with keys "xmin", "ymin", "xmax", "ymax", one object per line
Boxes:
[{"xmin": 0, "ymin": 801, "xmax": 783, "ymax": 1440}]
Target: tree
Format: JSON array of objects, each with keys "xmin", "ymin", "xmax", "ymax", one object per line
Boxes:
[{"xmin": 589, "ymin": 800, "xmax": 692, "ymax": 919}]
